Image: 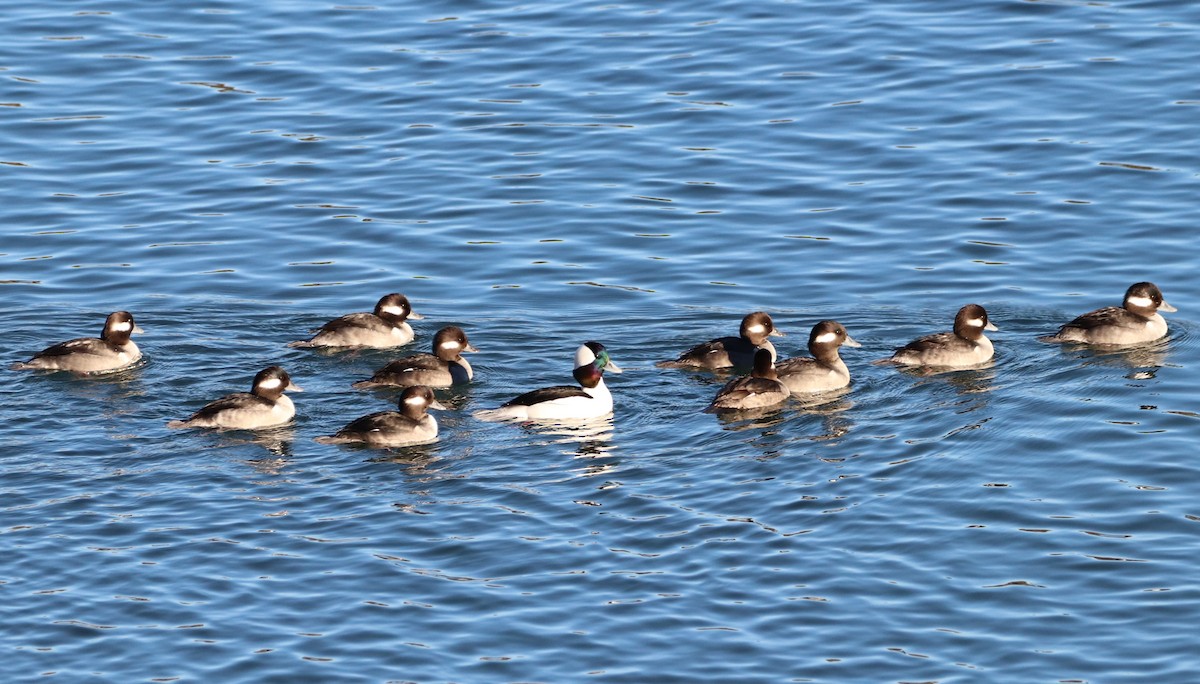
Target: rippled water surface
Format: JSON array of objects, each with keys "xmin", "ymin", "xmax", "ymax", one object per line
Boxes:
[{"xmin": 4, "ymin": 1, "xmax": 1200, "ymax": 681}]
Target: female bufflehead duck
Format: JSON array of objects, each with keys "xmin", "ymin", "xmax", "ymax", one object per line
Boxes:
[
  {"xmin": 12, "ymin": 311, "xmax": 143, "ymax": 374},
  {"xmin": 705, "ymin": 348, "xmax": 790, "ymax": 412},
  {"xmin": 1042, "ymin": 282, "xmax": 1176, "ymax": 346},
  {"xmin": 883, "ymin": 304, "xmax": 997, "ymax": 368},
  {"xmin": 167, "ymin": 366, "xmax": 302, "ymax": 429},
  {"xmin": 352, "ymin": 326, "xmax": 477, "ymax": 389},
  {"xmin": 657, "ymin": 311, "xmax": 784, "ymax": 369},
  {"xmin": 476, "ymin": 341, "xmax": 622, "ymax": 421},
  {"xmin": 315, "ymin": 385, "xmax": 445, "ymax": 447},
  {"xmin": 288, "ymin": 292, "xmax": 423, "ymax": 348},
  {"xmin": 776, "ymin": 320, "xmax": 861, "ymax": 393}
]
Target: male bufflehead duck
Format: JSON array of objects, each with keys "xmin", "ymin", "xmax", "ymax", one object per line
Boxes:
[
  {"xmin": 1042, "ymin": 282, "xmax": 1176, "ymax": 346},
  {"xmin": 352, "ymin": 326, "xmax": 477, "ymax": 389},
  {"xmin": 12, "ymin": 311, "xmax": 143, "ymax": 374},
  {"xmin": 776, "ymin": 320, "xmax": 861, "ymax": 393},
  {"xmin": 288, "ymin": 292, "xmax": 423, "ymax": 348},
  {"xmin": 315, "ymin": 385, "xmax": 445, "ymax": 447},
  {"xmin": 705, "ymin": 348, "xmax": 790, "ymax": 412},
  {"xmin": 167, "ymin": 366, "xmax": 302, "ymax": 429},
  {"xmin": 475, "ymin": 341, "xmax": 622, "ymax": 421},
  {"xmin": 882, "ymin": 304, "xmax": 997, "ymax": 368},
  {"xmin": 657, "ymin": 311, "xmax": 785, "ymax": 369}
]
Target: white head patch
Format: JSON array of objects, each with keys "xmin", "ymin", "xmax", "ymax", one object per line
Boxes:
[
  {"xmin": 257, "ymin": 377, "xmax": 283, "ymax": 391},
  {"xmin": 439, "ymin": 340, "xmax": 460, "ymax": 350},
  {"xmin": 966, "ymin": 317, "xmax": 985, "ymax": 327},
  {"xmin": 746, "ymin": 323, "xmax": 766, "ymax": 335},
  {"xmin": 380, "ymin": 305, "xmax": 406, "ymax": 317},
  {"xmin": 575, "ymin": 344, "xmax": 597, "ymax": 367},
  {"xmin": 111, "ymin": 321, "xmax": 132, "ymax": 333},
  {"xmin": 404, "ymin": 395, "xmax": 425, "ymax": 405},
  {"xmin": 1127, "ymin": 295, "xmax": 1153, "ymax": 309},
  {"xmin": 814, "ymin": 331, "xmax": 838, "ymax": 344}
]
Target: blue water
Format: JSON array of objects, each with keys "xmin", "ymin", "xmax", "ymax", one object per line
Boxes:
[{"xmin": 3, "ymin": 1, "xmax": 1199, "ymax": 681}]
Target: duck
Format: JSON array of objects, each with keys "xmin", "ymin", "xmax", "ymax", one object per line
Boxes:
[
  {"xmin": 475, "ymin": 342, "xmax": 622, "ymax": 421},
  {"xmin": 352, "ymin": 326, "xmax": 477, "ymax": 389},
  {"xmin": 167, "ymin": 366, "xmax": 302, "ymax": 429},
  {"xmin": 776, "ymin": 320, "xmax": 861, "ymax": 393},
  {"xmin": 882, "ymin": 304, "xmax": 997, "ymax": 368},
  {"xmin": 1041, "ymin": 282, "xmax": 1176, "ymax": 346},
  {"xmin": 288, "ymin": 292, "xmax": 422, "ymax": 348},
  {"xmin": 657, "ymin": 311, "xmax": 784, "ymax": 369},
  {"xmin": 705, "ymin": 348, "xmax": 790, "ymax": 412},
  {"xmin": 315, "ymin": 385, "xmax": 445, "ymax": 447},
  {"xmin": 11, "ymin": 311, "xmax": 143, "ymax": 374}
]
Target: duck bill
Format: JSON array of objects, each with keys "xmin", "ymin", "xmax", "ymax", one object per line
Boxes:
[
  {"xmin": 287, "ymin": 381, "xmax": 304, "ymax": 392},
  {"xmin": 605, "ymin": 360, "xmax": 624, "ymax": 374},
  {"xmin": 407, "ymin": 311, "xmax": 425, "ymax": 320},
  {"xmin": 842, "ymin": 334, "xmax": 863, "ymax": 348},
  {"xmin": 429, "ymin": 399, "xmax": 448, "ymax": 411},
  {"xmin": 132, "ymin": 325, "xmax": 146, "ymax": 334},
  {"xmin": 769, "ymin": 328, "xmax": 785, "ymax": 337},
  {"xmin": 464, "ymin": 343, "xmax": 480, "ymax": 353},
  {"xmin": 985, "ymin": 321, "xmax": 999, "ymax": 331},
  {"xmin": 1159, "ymin": 300, "xmax": 1178, "ymax": 313}
]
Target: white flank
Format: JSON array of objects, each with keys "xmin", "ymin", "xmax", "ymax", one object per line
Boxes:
[
  {"xmin": 1127, "ymin": 295, "xmax": 1153, "ymax": 309},
  {"xmin": 381, "ymin": 305, "xmax": 406, "ymax": 316},
  {"xmin": 814, "ymin": 331, "xmax": 838, "ymax": 344},
  {"xmin": 258, "ymin": 377, "xmax": 283, "ymax": 390}
]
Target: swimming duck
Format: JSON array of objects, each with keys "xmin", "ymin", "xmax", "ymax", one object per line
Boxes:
[
  {"xmin": 776, "ymin": 320, "xmax": 861, "ymax": 393},
  {"xmin": 12, "ymin": 311, "xmax": 143, "ymax": 374},
  {"xmin": 1042, "ymin": 282, "xmax": 1175, "ymax": 346},
  {"xmin": 705, "ymin": 348, "xmax": 790, "ymax": 412},
  {"xmin": 168, "ymin": 366, "xmax": 302, "ymax": 429},
  {"xmin": 352, "ymin": 326, "xmax": 477, "ymax": 389},
  {"xmin": 288, "ymin": 293, "xmax": 422, "ymax": 349},
  {"xmin": 475, "ymin": 341, "xmax": 622, "ymax": 421},
  {"xmin": 883, "ymin": 304, "xmax": 997, "ymax": 368},
  {"xmin": 657, "ymin": 311, "xmax": 784, "ymax": 369},
  {"xmin": 315, "ymin": 385, "xmax": 445, "ymax": 447}
]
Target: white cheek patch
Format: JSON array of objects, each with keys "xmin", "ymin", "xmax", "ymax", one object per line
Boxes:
[
  {"xmin": 1127, "ymin": 295, "xmax": 1154, "ymax": 309},
  {"xmin": 403, "ymin": 395, "xmax": 425, "ymax": 405},
  {"xmin": 966, "ymin": 317, "xmax": 985, "ymax": 327},
  {"xmin": 439, "ymin": 340, "xmax": 460, "ymax": 350},
  {"xmin": 746, "ymin": 324, "xmax": 766, "ymax": 334},
  {"xmin": 814, "ymin": 331, "xmax": 838, "ymax": 344},
  {"xmin": 380, "ymin": 305, "xmax": 406, "ymax": 317},
  {"xmin": 111, "ymin": 321, "xmax": 132, "ymax": 333},
  {"xmin": 257, "ymin": 377, "xmax": 283, "ymax": 391}
]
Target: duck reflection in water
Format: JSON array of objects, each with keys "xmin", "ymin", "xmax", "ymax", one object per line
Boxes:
[
  {"xmin": 514, "ymin": 415, "xmax": 616, "ymax": 461},
  {"xmin": 229, "ymin": 426, "xmax": 297, "ymax": 474},
  {"xmin": 1069, "ymin": 339, "xmax": 1171, "ymax": 381}
]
